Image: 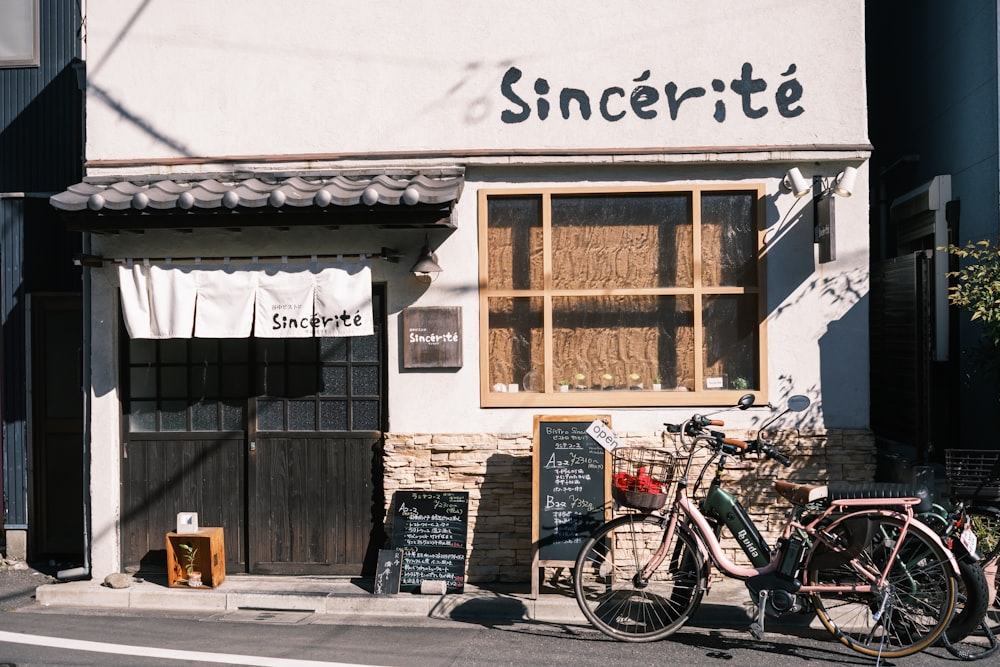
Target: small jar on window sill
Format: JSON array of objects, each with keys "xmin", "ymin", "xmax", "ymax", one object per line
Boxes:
[{"xmin": 522, "ymin": 368, "xmax": 542, "ymax": 392}]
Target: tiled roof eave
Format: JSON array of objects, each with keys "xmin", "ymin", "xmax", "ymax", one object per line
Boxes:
[{"xmin": 49, "ymin": 170, "xmax": 464, "ymax": 231}]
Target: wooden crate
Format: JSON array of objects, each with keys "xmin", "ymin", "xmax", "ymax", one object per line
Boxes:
[{"xmin": 166, "ymin": 527, "xmax": 226, "ymax": 588}]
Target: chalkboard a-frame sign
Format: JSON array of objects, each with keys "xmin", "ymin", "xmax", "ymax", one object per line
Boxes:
[
  {"xmin": 390, "ymin": 490, "xmax": 469, "ymax": 593},
  {"xmin": 531, "ymin": 415, "xmax": 611, "ymax": 599}
]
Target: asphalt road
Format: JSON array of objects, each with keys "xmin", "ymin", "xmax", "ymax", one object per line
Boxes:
[
  {"xmin": 1, "ymin": 594, "xmax": 996, "ymax": 665},
  {"xmin": 1, "ymin": 563, "xmax": 996, "ymax": 666},
  {"xmin": 0, "ymin": 560, "xmax": 56, "ymax": 612}
]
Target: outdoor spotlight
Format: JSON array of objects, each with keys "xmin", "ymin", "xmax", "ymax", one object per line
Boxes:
[
  {"xmin": 783, "ymin": 168, "xmax": 811, "ymax": 197},
  {"xmin": 832, "ymin": 166, "xmax": 857, "ymax": 197}
]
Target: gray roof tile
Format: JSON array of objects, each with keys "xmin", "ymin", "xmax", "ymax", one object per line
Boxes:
[{"xmin": 50, "ymin": 170, "xmax": 465, "ymax": 214}]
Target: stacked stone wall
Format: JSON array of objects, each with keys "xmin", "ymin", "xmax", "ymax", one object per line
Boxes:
[{"xmin": 383, "ymin": 428, "xmax": 875, "ymax": 583}]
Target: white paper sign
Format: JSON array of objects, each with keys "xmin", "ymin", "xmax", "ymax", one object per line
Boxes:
[{"xmin": 587, "ymin": 418, "xmax": 622, "ymax": 452}]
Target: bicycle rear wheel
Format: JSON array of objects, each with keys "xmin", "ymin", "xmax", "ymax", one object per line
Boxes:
[
  {"xmin": 573, "ymin": 512, "xmax": 705, "ymax": 642},
  {"xmin": 806, "ymin": 512, "xmax": 957, "ymax": 658}
]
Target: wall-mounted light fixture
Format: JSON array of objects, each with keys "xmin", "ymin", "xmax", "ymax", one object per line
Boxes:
[
  {"xmin": 783, "ymin": 167, "xmax": 811, "ymax": 197},
  {"xmin": 783, "ymin": 166, "xmax": 859, "ymax": 264},
  {"xmin": 411, "ymin": 237, "xmax": 442, "ymax": 279},
  {"xmin": 832, "ymin": 166, "xmax": 857, "ymax": 197}
]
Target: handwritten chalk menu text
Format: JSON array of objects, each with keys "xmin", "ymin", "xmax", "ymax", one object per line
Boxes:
[
  {"xmin": 532, "ymin": 416, "xmax": 610, "ymax": 565},
  {"xmin": 390, "ymin": 490, "xmax": 469, "ymax": 592}
]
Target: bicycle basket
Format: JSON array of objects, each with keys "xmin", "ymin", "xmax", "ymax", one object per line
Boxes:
[
  {"xmin": 611, "ymin": 447, "xmax": 676, "ymax": 511},
  {"xmin": 945, "ymin": 449, "xmax": 1000, "ymax": 501}
]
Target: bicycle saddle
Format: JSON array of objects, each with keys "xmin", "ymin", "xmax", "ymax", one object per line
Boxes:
[{"xmin": 774, "ymin": 480, "xmax": 932, "ymax": 512}]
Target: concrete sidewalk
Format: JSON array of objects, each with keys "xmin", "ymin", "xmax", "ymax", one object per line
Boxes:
[{"xmin": 32, "ymin": 571, "xmax": 814, "ymax": 630}]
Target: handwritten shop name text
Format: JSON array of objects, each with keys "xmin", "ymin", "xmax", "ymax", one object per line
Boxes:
[{"xmin": 500, "ymin": 63, "xmax": 803, "ymax": 124}]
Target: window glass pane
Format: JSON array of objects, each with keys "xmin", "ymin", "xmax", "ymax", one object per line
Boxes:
[
  {"xmin": 0, "ymin": 0, "xmax": 38, "ymax": 67},
  {"xmin": 487, "ymin": 196, "xmax": 543, "ymax": 290},
  {"xmin": 320, "ymin": 337, "xmax": 347, "ymax": 361},
  {"xmin": 221, "ymin": 339, "xmax": 249, "ymax": 363},
  {"xmin": 255, "ymin": 339, "xmax": 284, "ymax": 363},
  {"xmin": 320, "ymin": 366, "xmax": 347, "ymax": 396},
  {"xmin": 352, "ymin": 400, "xmax": 379, "ymax": 430},
  {"xmin": 161, "ymin": 401, "xmax": 187, "ymax": 431},
  {"xmin": 702, "ymin": 294, "xmax": 759, "ymax": 390},
  {"xmin": 221, "ymin": 401, "xmax": 245, "ymax": 430},
  {"xmin": 287, "ymin": 364, "xmax": 319, "ymax": 397},
  {"xmin": 287, "ymin": 339, "xmax": 316, "ymax": 363},
  {"xmin": 701, "ymin": 192, "xmax": 757, "ymax": 287},
  {"xmin": 288, "ymin": 400, "xmax": 315, "ymax": 430},
  {"xmin": 159, "ymin": 367, "xmax": 186, "ymax": 396},
  {"xmin": 352, "ymin": 366, "xmax": 378, "ymax": 395},
  {"xmin": 320, "ymin": 401, "xmax": 347, "ymax": 430},
  {"xmin": 160, "ymin": 339, "xmax": 187, "ymax": 363},
  {"xmin": 190, "ymin": 339, "xmax": 218, "ymax": 364},
  {"xmin": 351, "ymin": 335, "xmax": 377, "ymax": 362},
  {"xmin": 191, "ymin": 401, "xmax": 218, "ymax": 431},
  {"xmin": 488, "ymin": 296, "xmax": 543, "ymax": 391},
  {"xmin": 130, "ymin": 339, "xmax": 156, "ymax": 363},
  {"xmin": 130, "ymin": 366, "xmax": 156, "ymax": 398},
  {"xmin": 129, "ymin": 401, "xmax": 157, "ymax": 432},
  {"xmin": 257, "ymin": 364, "xmax": 285, "ymax": 397},
  {"xmin": 190, "ymin": 365, "xmax": 218, "ymax": 398},
  {"xmin": 552, "ymin": 295, "xmax": 696, "ymax": 392},
  {"xmin": 221, "ymin": 365, "xmax": 248, "ymax": 397},
  {"xmin": 551, "ymin": 194, "xmax": 693, "ymax": 289},
  {"xmin": 257, "ymin": 400, "xmax": 284, "ymax": 430}
]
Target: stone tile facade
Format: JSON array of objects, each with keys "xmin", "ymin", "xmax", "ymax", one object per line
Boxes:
[{"xmin": 384, "ymin": 428, "xmax": 876, "ymax": 583}]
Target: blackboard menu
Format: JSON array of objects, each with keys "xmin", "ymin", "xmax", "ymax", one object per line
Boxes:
[
  {"xmin": 373, "ymin": 548, "xmax": 402, "ymax": 596},
  {"xmin": 532, "ymin": 416, "xmax": 610, "ymax": 565},
  {"xmin": 390, "ymin": 490, "xmax": 469, "ymax": 592}
]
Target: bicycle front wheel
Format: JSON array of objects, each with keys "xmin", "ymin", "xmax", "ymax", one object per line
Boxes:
[
  {"xmin": 806, "ymin": 512, "xmax": 957, "ymax": 658},
  {"xmin": 573, "ymin": 513, "xmax": 705, "ymax": 642}
]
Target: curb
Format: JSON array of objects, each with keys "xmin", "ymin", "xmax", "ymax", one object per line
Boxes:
[{"xmin": 33, "ymin": 576, "xmax": 817, "ymax": 630}]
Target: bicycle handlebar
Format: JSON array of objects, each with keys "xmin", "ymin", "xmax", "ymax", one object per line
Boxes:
[
  {"xmin": 721, "ymin": 437, "xmax": 748, "ymax": 450},
  {"xmin": 665, "ymin": 413, "xmax": 792, "ymax": 466}
]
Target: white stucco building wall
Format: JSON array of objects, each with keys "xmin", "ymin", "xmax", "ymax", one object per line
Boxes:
[{"xmin": 75, "ymin": 0, "xmax": 871, "ymax": 580}]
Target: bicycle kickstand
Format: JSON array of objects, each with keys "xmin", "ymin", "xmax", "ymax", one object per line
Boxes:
[{"xmin": 749, "ymin": 589, "xmax": 768, "ymax": 640}]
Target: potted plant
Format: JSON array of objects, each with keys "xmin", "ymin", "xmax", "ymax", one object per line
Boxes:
[
  {"xmin": 601, "ymin": 373, "xmax": 614, "ymax": 390},
  {"xmin": 652, "ymin": 375, "xmax": 662, "ymax": 391},
  {"xmin": 177, "ymin": 542, "xmax": 202, "ymax": 587},
  {"xmin": 558, "ymin": 379, "xmax": 570, "ymax": 392},
  {"xmin": 628, "ymin": 373, "xmax": 643, "ymax": 390}
]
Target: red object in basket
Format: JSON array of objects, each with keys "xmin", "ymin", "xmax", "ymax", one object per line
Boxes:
[{"xmin": 614, "ymin": 466, "xmax": 665, "ymax": 493}]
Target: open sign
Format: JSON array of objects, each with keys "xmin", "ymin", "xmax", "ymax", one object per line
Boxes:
[{"xmin": 587, "ymin": 419, "xmax": 622, "ymax": 452}]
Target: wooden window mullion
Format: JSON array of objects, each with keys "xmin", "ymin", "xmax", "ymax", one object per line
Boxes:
[
  {"xmin": 691, "ymin": 190, "xmax": 704, "ymax": 393},
  {"xmin": 542, "ymin": 193, "xmax": 553, "ymax": 393}
]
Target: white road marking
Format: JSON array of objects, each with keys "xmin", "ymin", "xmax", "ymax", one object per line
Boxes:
[{"xmin": 0, "ymin": 630, "xmax": 392, "ymax": 667}]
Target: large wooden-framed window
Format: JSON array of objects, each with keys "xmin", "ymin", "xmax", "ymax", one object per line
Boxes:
[{"xmin": 479, "ymin": 185, "xmax": 766, "ymax": 407}]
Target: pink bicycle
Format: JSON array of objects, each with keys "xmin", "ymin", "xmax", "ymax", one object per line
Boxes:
[{"xmin": 573, "ymin": 394, "xmax": 960, "ymax": 659}]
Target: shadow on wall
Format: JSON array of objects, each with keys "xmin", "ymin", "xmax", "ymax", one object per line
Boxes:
[
  {"xmin": 466, "ymin": 452, "xmax": 533, "ymax": 585},
  {"xmin": 818, "ymin": 293, "xmax": 870, "ymax": 428}
]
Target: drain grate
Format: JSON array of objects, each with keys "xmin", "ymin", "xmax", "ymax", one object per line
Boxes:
[{"xmin": 208, "ymin": 608, "xmax": 315, "ymax": 624}]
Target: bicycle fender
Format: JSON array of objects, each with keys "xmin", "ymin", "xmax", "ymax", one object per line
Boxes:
[{"xmin": 810, "ymin": 509, "xmax": 960, "ymax": 576}]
